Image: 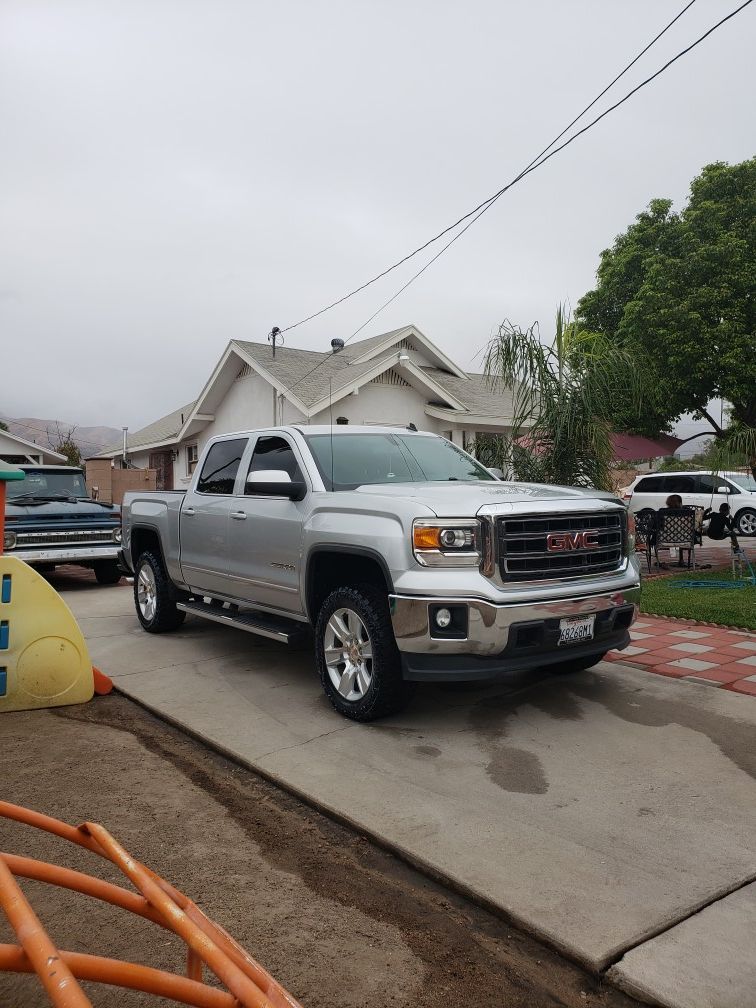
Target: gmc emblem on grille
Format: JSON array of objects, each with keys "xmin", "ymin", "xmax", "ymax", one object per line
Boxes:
[{"xmin": 546, "ymin": 530, "xmax": 601, "ymax": 552}]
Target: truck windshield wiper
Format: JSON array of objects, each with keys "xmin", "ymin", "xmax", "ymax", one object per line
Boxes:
[{"xmin": 10, "ymin": 492, "xmax": 77, "ymax": 502}]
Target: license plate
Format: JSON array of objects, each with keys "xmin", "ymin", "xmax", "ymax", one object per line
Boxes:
[{"xmin": 558, "ymin": 614, "xmax": 595, "ymax": 646}]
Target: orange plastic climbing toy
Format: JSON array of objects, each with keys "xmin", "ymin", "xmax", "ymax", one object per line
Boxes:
[{"xmin": 0, "ymin": 800, "xmax": 303, "ymax": 1007}]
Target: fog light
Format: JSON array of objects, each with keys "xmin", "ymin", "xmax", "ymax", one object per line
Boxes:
[
  {"xmin": 3, "ymin": 531, "xmax": 16, "ymax": 551},
  {"xmin": 435, "ymin": 607, "xmax": 452, "ymax": 628}
]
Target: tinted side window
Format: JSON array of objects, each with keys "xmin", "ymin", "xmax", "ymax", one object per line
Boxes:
[
  {"xmin": 664, "ymin": 475, "xmax": 695, "ymax": 494},
  {"xmin": 695, "ymin": 474, "xmax": 719, "ymax": 494},
  {"xmin": 635, "ymin": 477, "xmax": 665, "ymax": 492},
  {"xmin": 246, "ymin": 436, "xmax": 302, "ymax": 489},
  {"xmin": 196, "ymin": 439, "xmax": 246, "ymax": 494}
]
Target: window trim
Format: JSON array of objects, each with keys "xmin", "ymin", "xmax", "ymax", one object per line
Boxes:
[
  {"xmin": 194, "ymin": 437, "xmax": 248, "ymax": 496},
  {"xmin": 244, "ymin": 433, "xmax": 305, "ymax": 496}
]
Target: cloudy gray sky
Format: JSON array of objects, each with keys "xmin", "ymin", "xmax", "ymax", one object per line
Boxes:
[{"xmin": 1, "ymin": 0, "xmax": 754, "ymax": 435}]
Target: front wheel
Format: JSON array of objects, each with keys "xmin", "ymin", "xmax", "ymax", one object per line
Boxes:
[
  {"xmin": 734, "ymin": 508, "xmax": 756, "ymax": 537},
  {"xmin": 93, "ymin": 560, "xmax": 123, "ymax": 585},
  {"xmin": 134, "ymin": 550, "xmax": 186, "ymax": 633},
  {"xmin": 315, "ymin": 586, "xmax": 412, "ymax": 721}
]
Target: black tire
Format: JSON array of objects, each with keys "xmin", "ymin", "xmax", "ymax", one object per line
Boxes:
[
  {"xmin": 134, "ymin": 550, "xmax": 186, "ymax": 633},
  {"xmin": 315, "ymin": 585, "xmax": 412, "ymax": 722},
  {"xmin": 549, "ymin": 651, "xmax": 608, "ymax": 675},
  {"xmin": 734, "ymin": 508, "xmax": 756, "ymax": 537},
  {"xmin": 93, "ymin": 560, "xmax": 123, "ymax": 585}
]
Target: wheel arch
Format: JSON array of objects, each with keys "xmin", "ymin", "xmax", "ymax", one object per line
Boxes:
[
  {"xmin": 130, "ymin": 526, "xmax": 165, "ymax": 568},
  {"xmin": 305, "ymin": 545, "xmax": 394, "ymax": 622}
]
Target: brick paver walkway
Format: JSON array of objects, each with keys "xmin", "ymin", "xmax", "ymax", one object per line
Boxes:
[{"xmin": 606, "ymin": 616, "xmax": 756, "ymax": 695}]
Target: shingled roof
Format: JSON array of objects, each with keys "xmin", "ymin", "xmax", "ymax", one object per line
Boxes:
[
  {"xmin": 101, "ymin": 326, "xmax": 515, "ymax": 456},
  {"xmin": 232, "ymin": 327, "xmax": 417, "ymax": 409},
  {"xmin": 98, "ymin": 401, "xmax": 196, "ymax": 455}
]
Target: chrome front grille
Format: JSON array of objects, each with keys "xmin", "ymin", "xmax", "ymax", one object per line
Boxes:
[
  {"xmin": 15, "ymin": 529, "xmax": 114, "ymax": 549},
  {"xmin": 497, "ymin": 511, "xmax": 625, "ymax": 582}
]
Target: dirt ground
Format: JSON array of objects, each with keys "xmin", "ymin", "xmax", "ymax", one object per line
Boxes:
[{"xmin": 0, "ymin": 693, "xmax": 639, "ymax": 1008}]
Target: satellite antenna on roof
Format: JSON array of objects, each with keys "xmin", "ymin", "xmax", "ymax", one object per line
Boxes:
[{"xmin": 268, "ymin": 326, "xmax": 283, "ymax": 358}]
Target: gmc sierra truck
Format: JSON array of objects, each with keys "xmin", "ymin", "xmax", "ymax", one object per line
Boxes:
[
  {"xmin": 5, "ymin": 465, "xmax": 123, "ymax": 583},
  {"xmin": 120, "ymin": 426, "xmax": 640, "ymax": 721}
]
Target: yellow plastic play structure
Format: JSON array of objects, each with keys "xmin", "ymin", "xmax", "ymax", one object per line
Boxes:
[{"xmin": 0, "ymin": 463, "xmax": 96, "ymax": 713}]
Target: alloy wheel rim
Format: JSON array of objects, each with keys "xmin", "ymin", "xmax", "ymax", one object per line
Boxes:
[
  {"xmin": 137, "ymin": 565, "xmax": 157, "ymax": 621},
  {"xmin": 323, "ymin": 608, "xmax": 374, "ymax": 701},
  {"xmin": 739, "ymin": 512, "xmax": 756, "ymax": 535}
]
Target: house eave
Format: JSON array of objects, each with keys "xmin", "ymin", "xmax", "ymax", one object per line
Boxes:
[
  {"xmin": 96, "ymin": 435, "xmax": 179, "ymax": 458},
  {"xmin": 307, "ymin": 354, "xmax": 468, "ymax": 417},
  {"xmin": 424, "ymin": 405, "xmax": 518, "ymax": 428},
  {"xmin": 348, "ymin": 323, "xmax": 469, "ymax": 380}
]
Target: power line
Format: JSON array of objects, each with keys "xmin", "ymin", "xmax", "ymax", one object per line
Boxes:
[
  {"xmin": 342, "ymin": 0, "xmax": 753, "ymax": 345},
  {"xmin": 280, "ymin": 0, "xmax": 699, "ymax": 336},
  {"xmin": 284, "ymin": 0, "xmax": 751, "ymax": 399}
]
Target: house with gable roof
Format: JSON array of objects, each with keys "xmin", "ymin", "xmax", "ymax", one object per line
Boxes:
[{"xmin": 97, "ymin": 325, "xmax": 516, "ymax": 489}]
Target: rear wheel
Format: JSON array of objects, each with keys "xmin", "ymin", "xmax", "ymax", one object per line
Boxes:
[
  {"xmin": 734, "ymin": 508, "xmax": 756, "ymax": 536},
  {"xmin": 316, "ymin": 585, "xmax": 412, "ymax": 721},
  {"xmin": 93, "ymin": 560, "xmax": 122, "ymax": 585},
  {"xmin": 549, "ymin": 652, "xmax": 608, "ymax": 675},
  {"xmin": 134, "ymin": 550, "xmax": 186, "ymax": 633}
]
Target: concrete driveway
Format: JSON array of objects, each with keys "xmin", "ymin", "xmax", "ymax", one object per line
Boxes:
[{"xmin": 64, "ymin": 578, "xmax": 756, "ymax": 1008}]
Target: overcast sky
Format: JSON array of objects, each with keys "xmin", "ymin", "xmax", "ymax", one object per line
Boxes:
[{"xmin": 1, "ymin": 0, "xmax": 754, "ymax": 435}]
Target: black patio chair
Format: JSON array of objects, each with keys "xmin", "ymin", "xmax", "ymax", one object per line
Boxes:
[
  {"xmin": 654, "ymin": 507, "xmax": 697, "ymax": 570},
  {"xmin": 633, "ymin": 510, "xmax": 655, "ymax": 573}
]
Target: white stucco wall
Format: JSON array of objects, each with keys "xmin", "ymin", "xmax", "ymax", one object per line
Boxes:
[
  {"xmin": 309, "ymin": 381, "xmax": 446, "ymax": 434},
  {"xmin": 123, "ymin": 364, "xmax": 497, "ymax": 488},
  {"xmin": 172, "ymin": 371, "xmax": 307, "ymax": 486}
]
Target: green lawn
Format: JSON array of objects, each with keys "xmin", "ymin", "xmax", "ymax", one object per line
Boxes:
[{"xmin": 641, "ymin": 568, "xmax": 756, "ymax": 630}]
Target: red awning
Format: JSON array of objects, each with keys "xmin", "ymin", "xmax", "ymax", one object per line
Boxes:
[
  {"xmin": 515, "ymin": 432, "xmax": 683, "ymax": 461},
  {"xmin": 610, "ymin": 433, "xmax": 683, "ymax": 462}
]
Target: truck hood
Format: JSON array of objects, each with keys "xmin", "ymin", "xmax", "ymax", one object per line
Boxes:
[
  {"xmin": 353, "ymin": 481, "xmax": 621, "ymax": 517},
  {"xmin": 6, "ymin": 499, "xmax": 120, "ymax": 521}
]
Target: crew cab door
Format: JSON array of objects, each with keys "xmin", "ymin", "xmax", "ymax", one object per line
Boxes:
[
  {"xmin": 225, "ymin": 433, "xmax": 307, "ymax": 614},
  {"xmin": 179, "ymin": 437, "xmax": 248, "ymax": 597}
]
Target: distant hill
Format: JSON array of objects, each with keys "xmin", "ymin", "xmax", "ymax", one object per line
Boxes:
[{"xmin": 0, "ymin": 414, "xmax": 121, "ymax": 457}]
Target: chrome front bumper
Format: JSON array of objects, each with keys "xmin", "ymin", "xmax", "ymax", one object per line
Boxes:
[
  {"xmin": 9, "ymin": 545, "xmax": 120, "ymax": 565},
  {"xmin": 390, "ymin": 583, "xmax": 641, "ymax": 681}
]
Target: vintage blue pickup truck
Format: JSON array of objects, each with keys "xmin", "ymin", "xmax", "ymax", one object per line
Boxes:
[{"xmin": 3, "ymin": 465, "xmax": 123, "ymax": 583}]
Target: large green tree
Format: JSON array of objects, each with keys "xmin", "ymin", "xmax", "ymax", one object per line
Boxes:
[{"xmin": 577, "ymin": 158, "xmax": 756, "ymax": 464}]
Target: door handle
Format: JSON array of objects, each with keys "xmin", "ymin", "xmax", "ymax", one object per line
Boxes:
[
  {"xmin": 231, "ymin": 511, "xmax": 247, "ymax": 520},
  {"xmin": 184, "ymin": 507, "xmax": 195, "ymax": 516}
]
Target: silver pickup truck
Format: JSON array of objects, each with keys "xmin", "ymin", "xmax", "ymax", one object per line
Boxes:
[{"xmin": 120, "ymin": 426, "xmax": 640, "ymax": 721}]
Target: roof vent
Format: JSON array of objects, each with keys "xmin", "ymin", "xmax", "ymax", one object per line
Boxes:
[{"xmin": 331, "ymin": 338, "xmax": 345, "ymax": 353}]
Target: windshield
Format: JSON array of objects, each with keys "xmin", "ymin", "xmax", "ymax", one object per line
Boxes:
[
  {"xmin": 7, "ymin": 470, "xmax": 88, "ymax": 500},
  {"xmin": 305, "ymin": 432, "xmax": 494, "ymax": 491},
  {"xmin": 728, "ymin": 473, "xmax": 756, "ymax": 492}
]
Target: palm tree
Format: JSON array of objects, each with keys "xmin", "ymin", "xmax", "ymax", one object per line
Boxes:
[{"xmin": 478, "ymin": 307, "xmax": 649, "ymax": 492}]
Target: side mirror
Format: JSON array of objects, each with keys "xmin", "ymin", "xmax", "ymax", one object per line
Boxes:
[
  {"xmin": 487, "ymin": 467, "xmax": 504, "ymax": 480},
  {"xmin": 717, "ymin": 486, "xmax": 729, "ymax": 494},
  {"xmin": 246, "ymin": 470, "xmax": 306, "ymax": 501}
]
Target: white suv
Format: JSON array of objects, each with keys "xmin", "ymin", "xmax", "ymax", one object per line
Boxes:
[{"xmin": 625, "ymin": 471, "xmax": 756, "ymax": 536}]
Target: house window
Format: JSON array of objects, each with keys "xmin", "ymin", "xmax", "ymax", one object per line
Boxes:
[{"xmin": 187, "ymin": 444, "xmax": 199, "ymax": 475}]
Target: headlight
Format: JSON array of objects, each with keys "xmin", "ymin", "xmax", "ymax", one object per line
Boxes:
[
  {"xmin": 3, "ymin": 531, "xmax": 16, "ymax": 551},
  {"xmin": 112, "ymin": 526, "xmax": 122, "ymax": 543},
  {"xmin": 626, "ymin": 512, "xmax": 636, "ymax": 554},
  {"xmin": 412, "ymin": 519, "xmax": 481, "ymax": 567}
]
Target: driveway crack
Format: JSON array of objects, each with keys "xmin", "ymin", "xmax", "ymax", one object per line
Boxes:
[{"xmin": 254, "ymin": 725, "xmax": 354, "ymax": 762}]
